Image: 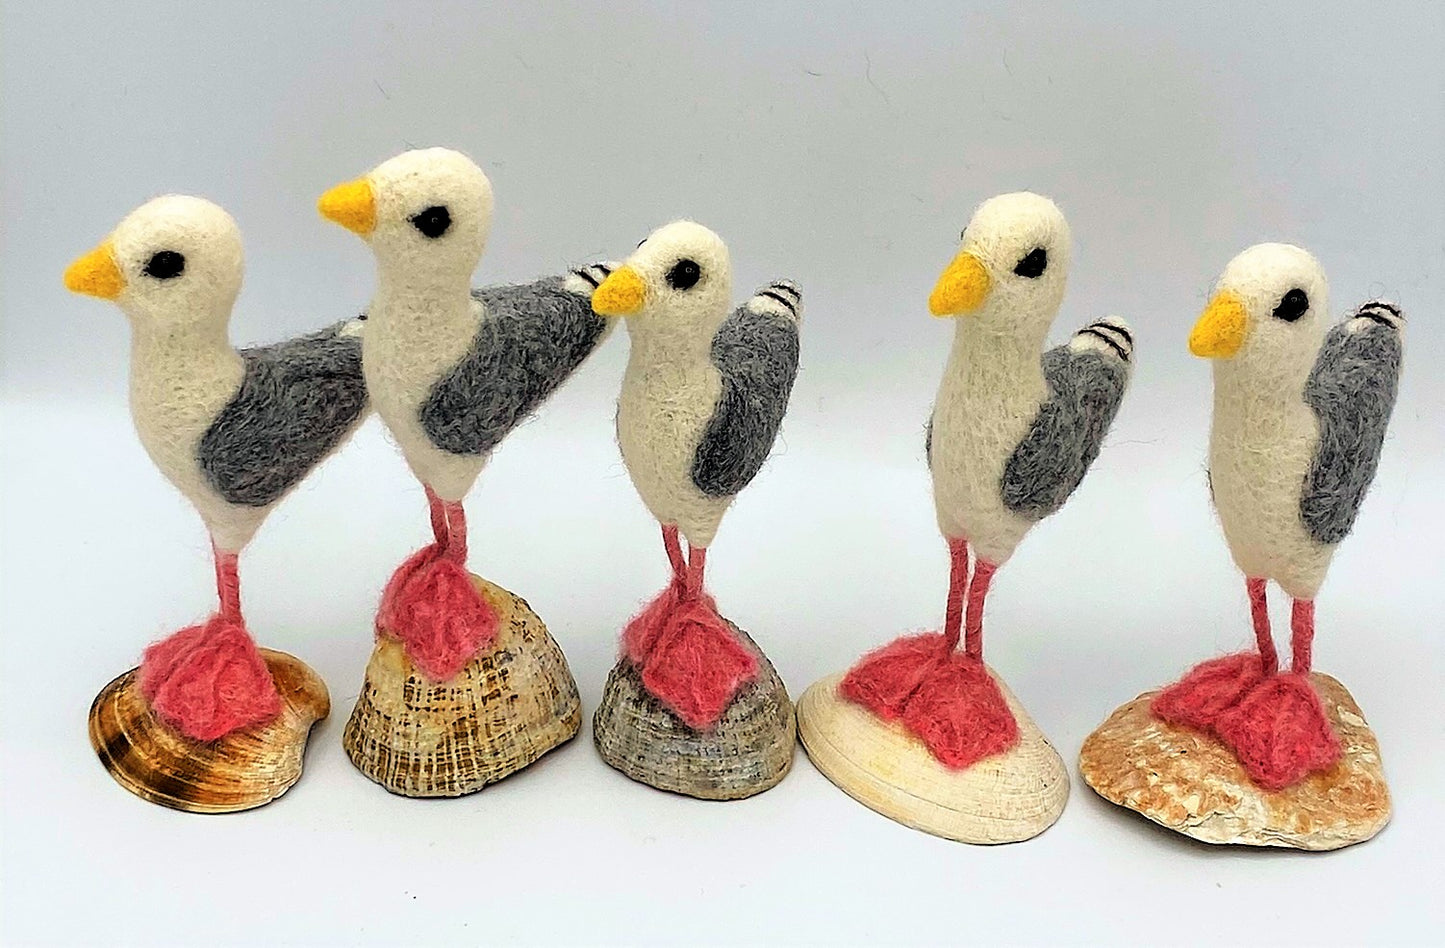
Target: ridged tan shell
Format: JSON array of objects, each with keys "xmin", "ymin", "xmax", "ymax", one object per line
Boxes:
[
  {"xmin": 343, "ymin": 576, "xmax": 581, "ymax": 797},
  {"xmin": 797, "ymin": 670, "xmax": 1069, "ymax": 843},
  {"xmin": 1080, "ymin": 672, "xmax": 1391, "ymax": 851},
  {"xmin": 593, "ymin": 625, "xmax": 795, "ymax": 800},
  {"xmin": 88, "ymin": 649, "xmax": 329, "ymax": 814}
]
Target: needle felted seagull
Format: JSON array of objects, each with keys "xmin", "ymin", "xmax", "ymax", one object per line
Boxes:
[
  {"xmin": 1152, "ymin": 244, "xmax": 1404, "ymax": 790},
  {"xmin": 64, "ymin": 195, "xmax": 368, "ymax": 742},
  {"xmin": 318, "ymin": 148, "xmax": 614, "ymax": 681},
  {"xmin": 591, "ymin": 221, "xmax": 801, "ymax": 730},
  {"xmin": 840, "ymin": 192, "xmax": 1134, "ymax": 768}
]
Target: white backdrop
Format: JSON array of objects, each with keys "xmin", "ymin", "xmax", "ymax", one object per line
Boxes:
[{"xmin": 2, "ymin": 2, "xmax": 1442, "ymax": 945}]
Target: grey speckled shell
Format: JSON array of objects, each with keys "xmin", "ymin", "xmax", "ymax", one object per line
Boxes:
[
  {"xmin": 1000, "ymin": 342, "xmax": 1129, "ymax": 521},
  {"xmin": 1300, "ymin": 302, "xmax": 1403, "ymax": 545},
  {"xmin": 691, "ymin": 282, "xmax": 802, "ymax": 497},
  {"xmin": 419, "ymin": 272, "xmax": 610, "ymax": 457},
  {"xmin": 197, "ymin": 321, "xmax": 367, "ymax": 507}
]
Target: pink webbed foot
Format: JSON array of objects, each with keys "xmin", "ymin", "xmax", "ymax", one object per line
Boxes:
[
  {"xmin": 139, "ymin": 615, "xmax": 281, "ymax": 742},
  {"xmin": 1215, "ymin": 673, "xmax": 1341, "ymax": 791},
  {"xmin": 635, "ymin": 595, "xmax": 758, "ymax": 730},
  {"xmin": 839, "ymin": 635, "xmax": 1020, "ymax": 769},
  {"xmin": 621, "ymin": 582, "xmax": 684, "ymax": 666},
  {"xmin": 900, "ymin": 654, "xmax": 1019, "ymax": 769},
  {"xmin": 1151, "ymin": 652, "xmax": 1267, "ymax": 731},
  {"xmin": 376, "ymin": 544, "xmax": 498, "ymax": 681},
  {"xmin": 838, "ymin": 633, "xmax": 950, "ymax": 721}
]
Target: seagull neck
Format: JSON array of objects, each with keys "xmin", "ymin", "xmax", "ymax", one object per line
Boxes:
[
  {"xmin": 129, "ymin": 312, "xmax": 237, "ymax": 370},
  {"xmin": 372, "ymin": 269, "xmax": 478, "ymax": 334},
  {"xmin": 626, "ymin": 314, "xmax": 721, "ymax": 370},
  {"xmin": 949, "ymin": 318, "xmax": 1047, "ymax": 386}
]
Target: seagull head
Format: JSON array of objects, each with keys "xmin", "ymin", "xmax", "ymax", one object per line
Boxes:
[
  {"xmin": 591, "ymin": 220, "xmax": 733, "ymax": 335},
  {"xmin": 1190, "ymin": 243, "xmax": 1327, "ymax": 368},
  {"xmin": 64, "ymin": 195, "xmax": 243, "ymax": 333},
  {"xmin": 929, "ymin": 192, "xmax": 1071, "ymax": 336},
  {"xmin": 318, "ymin": 147, "xmax": 493, "ymax": 282}
]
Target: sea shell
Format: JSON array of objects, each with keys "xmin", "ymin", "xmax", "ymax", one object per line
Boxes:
[
  {"xmin": 593, "ymin": 624, "xmax": 795, "ymax": 800},
  {"xmin": 343, "ymin": 576, "xmax": 581, "ymax": 797},
  {"xmin": 1080, "ymin": 672, "xmax": 1390, "ymax": 851},
  {"xmin": 88, "ymin": 648, "xmax": 329, "ymax": 814},
  {"xmin": 797, "ymin": 670, "xmax": 1069, "ymax": 843}
]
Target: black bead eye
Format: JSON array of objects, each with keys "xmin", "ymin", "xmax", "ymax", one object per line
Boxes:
[
  {"xmin": 410, "ymin": 205, "xmax": 451, "ymax": 239},
  {"xmin": 1013, "ymin": 247, "xmax": 1047, "ymax": 278},
  {"xmin": 143, "ymin": 250, "xmax": 185, "ymax": 280},
  {"xmin": 666, "ymin": 258, "xmax": 701, "ymax": 290},
  {"xmin": 1273, "ymin": 288, "xmax": 1309, "ymax": 322}
]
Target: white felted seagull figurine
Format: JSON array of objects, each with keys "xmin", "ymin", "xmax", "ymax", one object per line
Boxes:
[
  {"xmin": 319, "ymin": 148, "xmax": 615, "ymax": 681},
  {"xmin": 841, "ymin": 192, "xmax": 1134, "ymax": 768},
  {"xmin": 64, "ymin": 195, "xmax": 368, "ymax": 741},
  {"xmin": 1153, "ymin": 243, "xmax": 1404, "ymax": 790},
  {"xmin": 591, "ymin": 221, "xmax": 801, "ymax": 729}
]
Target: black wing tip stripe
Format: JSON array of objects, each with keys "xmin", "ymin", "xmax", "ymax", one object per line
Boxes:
[
  {"xmin": 768, "ymin": 281, "xmax": 801, "ymax": 302},
  {"xmin": 573, "ymin": 268, "xmax": 602, "ymax": 289},
  {"xmin": 755, "ymin": 289, "xmax": 798, "ymax": 315},
  {"xmin": 1088, "ymin": 319, "xmax": 1133, "ymax": 346},
  {"xmin": 1078, "ymin": 327, "xmax": 1130, "ymax": 361},
  {"xmin": 1355, "ymin": 301, "xmax": 1403, "ymax": 330}
]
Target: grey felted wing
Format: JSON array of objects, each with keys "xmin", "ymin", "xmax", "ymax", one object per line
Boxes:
[
  {"xmin": 1299, "ymin": 301, "xmax": 1404, "ymax": 545},
  {"xmin": 691, "ymin": 281, "xmax": 802, "ymax": 498},
  {"xmin": 1001, "ymin": 317, "xmax": 1133, "ymax": 521},
  {"xmin": 418, "ymin": 264, "xmax": 614, "ymax": 457},
  {"xmin": 198, "ymin": 319, "xmax": 368, "ymax": 507}
]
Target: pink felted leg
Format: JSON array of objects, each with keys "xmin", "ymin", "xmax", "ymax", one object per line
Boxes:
[
  {"xmin": 637, "ymin": 544, "xmax": 759, "ymax": 730},
  {"xmin": 841, "ymin": 538, "xmax": 1018, "ymax": 767},
  {"xmin": 1213, "ymin": 597, "xmax": 1340, "ymax": 790},
  {"xmin": 941, "ymin": 537, "xmax": 970, "ymax": 652},
  {"xmin": 622, "ymin": 525, "xmax": 687, "ymax": 664},
  {"xmin": 1290, "ymin": 598, "xmax": 1315, "ymax": 674},
  {"xmin": 839, "ymin": 538, "xmax": 967, "ymax": 718},
  {"xmin": 376, "ymin": 489, "xmax": 498, "ymax": 682},
  {"xmin": 963, "ymin": 557, "xmax": 996, "ymax": 661},
  {"xmin": 139, "ymin": 547, "xmax": 281, "ymax": 742},
  {"xmin": 1151, "ymin": 577, "xmax": 1271, "ymax": 730}
]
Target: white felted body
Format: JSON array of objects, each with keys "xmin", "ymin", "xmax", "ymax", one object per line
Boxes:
[
  {"xmin": 930, "ymin": 324, "xmax": 1048, "ymax": 565},
  {"xmin": 1201, "ymin": 244, "xmax": 1333, "ymax": 599},
  {"xmin": 1210, "ymin": 358, "xmax": 1331, "ymax": 598},
  {"xmin": 364, "ymin": 276, "xmax": 486, "ymax": 502},
  {"xmin": 129, "ymin": 329, "xmax": 259, "ymax": 552},
  {"xmin": 617, "ymin": 320, "xmax": 731, "ymax": 548}
]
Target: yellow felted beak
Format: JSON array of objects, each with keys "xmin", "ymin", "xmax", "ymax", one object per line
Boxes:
[
  {"xmin": 929, "ymin": 251, "xmax": 991, "ymax": 316},
  {"xmin": 1189, "ymin": 291, "xmax": 1249, "ymax": 358},
  {"xmin": 592, "ymin": 266, "xmax": 647, "ymax": 316},
  {"xmin": 318, "ymin": 178, "xmax": 377, "ymax": 235},
  {"xmin": 64, "ymin": 240, "xmax": 125, "ymax": 299}
]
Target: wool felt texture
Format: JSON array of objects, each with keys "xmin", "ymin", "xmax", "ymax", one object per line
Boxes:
[
  {"xmin": 620, "ymin": 527, "xmax": 759, "ymax": 729},
  {"xmin": 418, "ymin": 274, "xmax": 613, "ymax": 457},
  {"xmin": 322, "ymin": 149, "xmax": 617, "ymax": 681},
  {"xmin": 602, "ymin": 221, "xmax": 802, "ymax": 550},
  {"xmin": 594, "ymin": 222, "xmax": 799, "ymax": 726},
  {"xmin": 926, "ymin": 193, "xmax": 1134, "ymax": 567},
  {"xmin": 139, "ymin": 614, "xmax": 282, "ymax": 742},
  {"xmin": 1197, "ymin": 245, "xmax": 1404, "ymax": 600},
  {"xmin": 199, "ymin": 321, "xmax": 367, "ymax": 507},
  {"xmin": 846, "ymin": 194, "xmax": 1131, "ymax": 770},
  {"xmin": 67, "ymin": 195, "xmax": 372, "ymax": 742}
]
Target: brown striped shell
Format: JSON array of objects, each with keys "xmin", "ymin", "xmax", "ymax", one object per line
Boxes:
[
  {"xmin": 797, "ymin": 670, "xmax": 1069, "ymax": 843},
  {"xmin": 88, "ymin": 648, "xmax": 329, "ymax": 814},
  {"xmin": 343, "ymin": 576, "xmax": 581, "ymax": 797},
  {"xmin": 593, "ymin": 624, "xmax": 795, "ymax": 800}
]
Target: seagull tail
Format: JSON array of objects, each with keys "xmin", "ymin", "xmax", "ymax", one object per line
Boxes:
[
  {"xmin": 1070, "ymin": 315, "xmax": 1134, "ymax": 365},
  {"xmin": 747, "ymin": 279, "xmax": 803, "ymax": 323}
]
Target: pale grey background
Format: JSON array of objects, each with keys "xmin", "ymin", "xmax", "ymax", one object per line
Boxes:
[{"xmin": 2, "ymin": 2, "xmax": 1442, "ymax": 946}]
